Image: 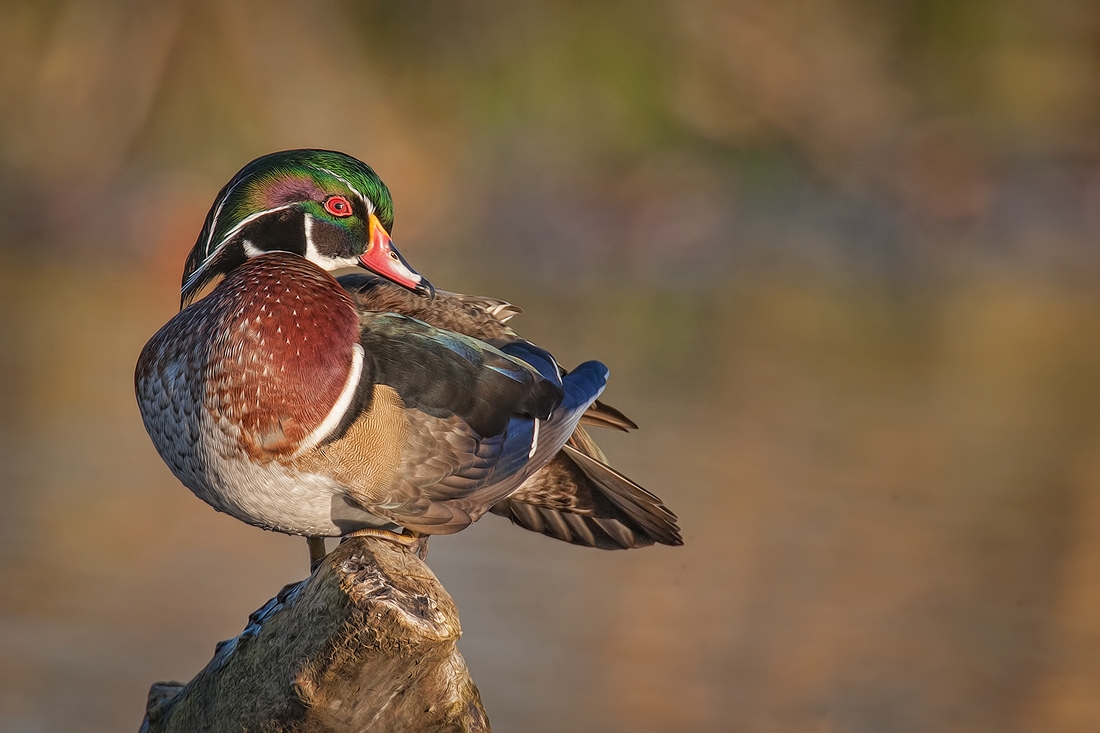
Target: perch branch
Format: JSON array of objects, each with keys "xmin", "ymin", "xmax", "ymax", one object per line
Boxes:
[{"xmin": 141, "ymin": 536, "xmax": 490, "ymax": 732}]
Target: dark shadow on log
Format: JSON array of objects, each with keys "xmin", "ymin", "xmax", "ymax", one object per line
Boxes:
[{"xmin": 140, "ymin": 537, "xmax": 490, "ymax": 732}]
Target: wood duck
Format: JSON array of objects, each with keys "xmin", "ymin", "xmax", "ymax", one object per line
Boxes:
[
  {"xmin": 338, "ymin": 273, "xmax": 682, "ymax": 550},
  {"xmin": 136, "ymin": 149, "xmax": 681, "ymax": 562}
]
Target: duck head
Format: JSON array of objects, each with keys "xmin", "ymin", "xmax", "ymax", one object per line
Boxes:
[{"xmin": 180, "ymin": 149, "xmax": 433, "ymax": 308}]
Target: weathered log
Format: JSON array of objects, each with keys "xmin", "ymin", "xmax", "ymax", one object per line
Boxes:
[{"xmin": 140, "ymin": 536, "xmax": 490, "ymax": 732}]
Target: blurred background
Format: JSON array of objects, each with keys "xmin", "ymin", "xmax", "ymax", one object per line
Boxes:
[{"xmin": 3, "ymin": 0, "xmax": 1100, "ymax": 730}]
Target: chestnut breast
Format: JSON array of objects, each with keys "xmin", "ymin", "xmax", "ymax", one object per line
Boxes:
[{"xmin": 201, "ymin": 253, "xmax": 362, "ymax": 458}]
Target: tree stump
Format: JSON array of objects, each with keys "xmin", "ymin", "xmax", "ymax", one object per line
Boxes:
[{"xmin": 140, "ymin": 536, "xmax": 490, "ymax": 732}]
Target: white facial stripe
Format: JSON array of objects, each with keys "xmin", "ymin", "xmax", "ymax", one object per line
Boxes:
[
  {"xmin": 216, "ymin": 203, "xmax": 297, "ymax": 251},
  {"xmin": 242, "ymin": 240, "xmax": 264, "ymax": 257},
  {"xmin": 303, "ymin": 211, "xmax": 315, "ymax": 251},
  {"xmin": 295, "ymin": 343, "xmax": 365, "ymax": 455},
  {"xmin": 314, "ymin": 165, "xmax": 375, "ymax": 214},
  {"xmin": 182, "ymin": 203, "xmax": 298, "ymax": 296},
  {"xmin": 204, "ymin": 173, "xmax": 252, "ymax": 256},
  {"xmin": 302, "ymin": 213, "xmax": 360, "ymax": 271}
]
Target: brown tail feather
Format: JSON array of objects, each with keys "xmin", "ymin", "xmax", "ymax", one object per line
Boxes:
[
  {"xmin": 579, "ymin": 399, "xmax": 638, "ymax": 432},
  {"xmin": 490, "ymin": 494, "xmax": 648, "ymax": 550},
  {"xmin": 489, "ymin": 429, "xmax": 682, "ymax": 550},
  {"xmin": 562, "ymin": 446, "xmax": 682, "ymax": 545}
]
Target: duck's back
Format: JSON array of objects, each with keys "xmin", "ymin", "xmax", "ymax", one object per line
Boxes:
[
  {"xmin": 339, "ymin": 273, "xmax": 519, "ymax": 342},
  {"xmin": 338, "ymin": 272, "xmax": 684, "ymax": 550}
]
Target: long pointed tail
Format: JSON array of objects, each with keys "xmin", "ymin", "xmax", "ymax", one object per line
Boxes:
[{"xmin": 490, "ymin": 425, "xmax": 682, "ymax": 549}]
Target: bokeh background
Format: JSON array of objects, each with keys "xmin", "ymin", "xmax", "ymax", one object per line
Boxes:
[{"xmin": 3, "ymin": 1, "xmax": 1100, "ymax": 730}]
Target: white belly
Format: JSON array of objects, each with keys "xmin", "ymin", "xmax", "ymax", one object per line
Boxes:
[{"xmin": 140, "ymin": 390, "xmax": 385, "ymax": 536}]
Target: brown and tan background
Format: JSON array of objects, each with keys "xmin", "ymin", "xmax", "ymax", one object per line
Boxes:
[{"xmin": 4, "ymin": 1, "xmax": 1100, "ymax": 730}]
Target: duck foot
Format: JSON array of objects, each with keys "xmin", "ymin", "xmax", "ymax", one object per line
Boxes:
[
  {"xmin": 341, "ymin": 528, "xmax": 428, "ymax": 559},
  {"xmin": 306, "ymin": 536, "xmax": 328, "ymax": 571}
]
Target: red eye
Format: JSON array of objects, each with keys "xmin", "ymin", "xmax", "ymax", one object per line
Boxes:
[{"xmin": 323, "ymin": 195, "xmax": 353, "ymax": 217}]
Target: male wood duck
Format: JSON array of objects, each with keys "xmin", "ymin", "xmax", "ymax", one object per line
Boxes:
[{"xmin": 136, "ymin": 149, "xmax": 681, "ymax": 563}]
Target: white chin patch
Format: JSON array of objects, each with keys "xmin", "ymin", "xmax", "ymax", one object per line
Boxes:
[{"xmin": 303, "ymin": 213, "xmax": 359, "ymax": 272}]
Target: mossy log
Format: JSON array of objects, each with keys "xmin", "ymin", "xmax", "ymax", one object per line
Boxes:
[{"xmin": 140, "ymin": 536, "xmax": 490, "ymax": 732}]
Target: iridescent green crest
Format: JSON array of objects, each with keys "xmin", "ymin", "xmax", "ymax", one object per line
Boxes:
[{"xmin": 182, "ymin": 149, "xmax": 395, "ymax": 301}]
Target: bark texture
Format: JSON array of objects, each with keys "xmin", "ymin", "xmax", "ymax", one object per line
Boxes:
[{"xmin": 140, "ymin": 536, "xmax": 489, "ymax": 732}]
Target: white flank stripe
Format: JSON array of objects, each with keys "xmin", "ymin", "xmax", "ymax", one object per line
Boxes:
[
  {"xmin": 295, "ymin": 343, "xmax": 365, "ymax": 455},
  {"xmin": 528, "ymin": 418, "xmax": 540, "ymax": 458}
]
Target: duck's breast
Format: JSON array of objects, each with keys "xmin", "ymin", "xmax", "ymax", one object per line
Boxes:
[
  {"xmin": 136, "ymin": 253, "xmax": 368, "ymax": 534},
  {"xmin": 205, "ymin": 254, "xmax": 364, "ymax": 459}
]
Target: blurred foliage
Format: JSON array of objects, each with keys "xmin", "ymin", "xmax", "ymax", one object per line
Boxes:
[{"xmin": 0, "ymin": 0, "xmax": 1098, "ymax": 282}]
